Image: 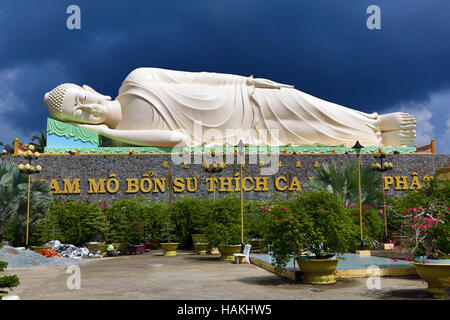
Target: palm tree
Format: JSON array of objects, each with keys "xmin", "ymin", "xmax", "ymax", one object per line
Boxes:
[
  {"xmin": 0, "ymin": 162, "xmax": 52, "ymax": 245},
  {"xmin": 305, "ymin": 161, "xmax": 383, "ymax": 207},
  {"xmin": 0, "ymin": 140, "xmax": 16, "ymax": 155},
  {"xmin": 30, "ymin": 130, "xmax": 47, "ymax": 153}
]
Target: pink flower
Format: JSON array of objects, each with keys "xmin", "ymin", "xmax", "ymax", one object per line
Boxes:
[
  {"xmin": 280, "ymin": 218, "xmax": 284, "ymax": 222},
  {"xmin": 379, "ymin": 209, "xmax": 384, "ymax": 215},
  {"xmin": 364, "ymin": 226, "xmax": 368, "ymax": 230},
  {"xmin": 389, "ymin": 240, "xmax": 393, "ymax": 243},
  {"xmin": 282, "ymin": 207, "xmax": 287, "ymax": 211},
  {"xmin": 424, "ymin": 260, "xmax": 431, "ymax": 264},
  {"xmin": 384, "ymin": 205, "xmax": 388, "ymax": 208},
  {"xmin": 393, "ymin": 259, "xmax": 397, "ymax": 262}
]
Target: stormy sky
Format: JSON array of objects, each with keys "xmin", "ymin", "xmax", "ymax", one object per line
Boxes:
[{"xmin": 0, "ymin": 0, "xmax": 449, "ymax": 152}]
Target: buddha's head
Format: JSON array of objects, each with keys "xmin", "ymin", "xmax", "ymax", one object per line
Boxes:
[{"xmin": 44, "ymin": 83, "xmax": 112, "ymax": 124}]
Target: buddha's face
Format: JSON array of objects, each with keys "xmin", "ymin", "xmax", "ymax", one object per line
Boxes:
[{"xmin": 44, "ymin": 85, "xmax": 109, "ymax": 124}]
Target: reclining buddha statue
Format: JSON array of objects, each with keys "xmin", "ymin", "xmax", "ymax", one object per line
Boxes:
[{"xmin": 44, "ymin": 67, "xmax": 416, "ymax": 147}]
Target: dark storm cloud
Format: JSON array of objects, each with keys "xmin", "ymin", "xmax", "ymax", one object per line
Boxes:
[{"xmin": 0, "ymin": 0, "xmax": 449, "ymax": 149}]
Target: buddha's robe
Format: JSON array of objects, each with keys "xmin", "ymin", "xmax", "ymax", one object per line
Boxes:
[{"xmin": 117, "ymin": 68, "xmax": 381, "ymax": 146}]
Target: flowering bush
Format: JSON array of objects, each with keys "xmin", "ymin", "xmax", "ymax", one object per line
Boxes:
[
  {"xmin": 395, "ymin": 202, "xmax": 449, "ymax": 259},
  {"xmin": 263, "ymin": 191, "xmax": 355, "ymax": 272},
  {"xmin": 389, "ymin": 178, "xmax": 449, "ymax": 259}
]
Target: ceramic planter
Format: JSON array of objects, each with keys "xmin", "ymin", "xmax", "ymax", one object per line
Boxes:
[
  {"xmin": 218, "ymin": 245, "xmax": 242, "ymax": 261},
  {"xmin": 192, "ymin": 234, "xmax": 208, "ymax": 243},
  {"xmin": 143, "ymin": 242, "xmax": 152, "ymax": 252},
  {"xmin": 150, "ymin": 237, "xmax": 161, "ymax": 249},
  {"xmin": 296, "ymin": 257, "xmax": 340, "ymax": 284},
  {"xmin": 0, "ymin": 291, "xmax": 8, "ymax": 300},
  {"xmin": 412, "ymin": 261, "xmax": 450, "ymax": 299},
  {"xmin": 128, "ymin": 244, "xmax": 145, "ymax": 254},
  {"xmin": 112, "ymin": 243, "xmax": 129, "ymax": 255},
  {"xmin": 161, "ymin": 243, "xmax": 180, "ymax": 256},
  {"xmin": 194, "ymin": 243, "xmax": 208, "ymax": 255},
  {"xmin": 86, "ymin": 243, "xmax": 109, "ymax": 256}
]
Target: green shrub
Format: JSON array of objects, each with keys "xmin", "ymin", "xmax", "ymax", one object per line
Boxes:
[
  {"xmin": 142, "ymin": 202, "xmax": 169, "ymax": 241},
  {"xmin": 263, "ymin": 191, "xmax": 355, "ymax": 272},
  {"xmin": 345, "ymin": 204, "xmax": 384, "ymax": 246},
  {"xmin": 169, "ymin": 197, "xmax": 213, "ymax": 245},
  {"xmin": 33, "ymin": 198, "xmax": 106, "ymax": 246},
  {"xmin": 0, "ymin": 260, "xmax": 20, "ymax": 291},
  {"xmin": 105, "ymin": 198, "xmax": 145, "ymax": 244},
  {"xmin": 246, "ymin": 200, "xmax": 270, "ymax": 239},
  {"xmin": 388, "ymin": 177, "xmax": 449, "ymax": 258},
  {"xmin": 204, "ymin": 196, "xmax": 247, "ymax": 248}
]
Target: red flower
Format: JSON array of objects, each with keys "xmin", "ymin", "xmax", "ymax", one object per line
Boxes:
[
  {"xmin": 280, "ymin": 218, "xmax": 284, "ymax": 222},
  {"xmin": 282, "ymin": 207, "xmax": 287, "ymax": 211}
]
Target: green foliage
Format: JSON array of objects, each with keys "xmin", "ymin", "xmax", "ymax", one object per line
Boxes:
[
  {"xmin": 30, "ymin": 130, "xmax": 47, "ymax": 153},
  {"xmin": 388, "ymin": 176, "xmax": 449, "ymax": 258},
  {"xmin": 263, "ymin": 191, "xmax": 355, "ymax": 272},
  {"xmin": 345, "ymin": 205, "xmax": 384, "ymax": 245},
  {"xmin": 142, "ymin": 202, "xmax": 169, "ymax": 240},
  {"xmin": 246, "ymin": 200, "xmax": 270, "ymax": 239},
  {"xmin": 0, "ymin": 261, "xmax": 20, "ymax": 291},
  {"xmin": 169, "ymin": 197, "xmax": 212, "ymax": 244},
  {"xmin": 105, "ymin": 199, "xmax": 145, "ymax": 244},
  {"xmin": 204, "ymin": 196, "xmax": 247, "ymax": 248},
  {"xmin": 306, "ymin": 161, "xmax": 383, "ymax": 207},
  {"xmin": 33, "ymin": 198, "xmax": 106, "ymax": 246},
  {"xmin": 0, "ymin": 162, "xmax": 53, "ymax": 246}
]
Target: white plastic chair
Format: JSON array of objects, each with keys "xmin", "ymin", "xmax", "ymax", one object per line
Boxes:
[{"xmin": 234, "ymin": 244, "xmax": 251, "ymax": 264}]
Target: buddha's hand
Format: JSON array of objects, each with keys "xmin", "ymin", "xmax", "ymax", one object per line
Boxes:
[{"xmin": 75, "ymin": 124, "xmax": 110, "ymax": 135}]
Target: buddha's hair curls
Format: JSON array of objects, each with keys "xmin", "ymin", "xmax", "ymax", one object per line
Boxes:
[{"xmin": 44, "ymin": 83, "xmax": 81, "ymax": 120}]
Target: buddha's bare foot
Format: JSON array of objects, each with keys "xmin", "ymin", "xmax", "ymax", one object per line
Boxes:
[
  {"xmin": 379, "ymin": 112, "xmax": 416, "ymax": 132},
  {"xmin": 381, "ymin": 129, "xmax": 416, "ymax": 147}
]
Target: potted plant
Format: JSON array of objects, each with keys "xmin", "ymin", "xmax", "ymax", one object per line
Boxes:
[
  {"xmin": 0, "ymin": 244, "xmax": 20, "ymax": 299},
  {"xmin": 396, "ymin": 202, "xmax": 449, "ymax": 298},
  {"xmin": 160, "ymin": 220, "xmax": 180, "ymax": 256},
  {"xmin": 127, "ymin": 217, "xmax": 145, "ymax": 254},
  {"xmin": 263, "ymin": 192, "xmax": 355, "ymax": 284},
  {"xmin": 143, "ymin": 202, "xmax": 169, "ymax": 249},
  {"xmin": 204, "ymin": 196, "xmax": 246, "ymax": 261}
]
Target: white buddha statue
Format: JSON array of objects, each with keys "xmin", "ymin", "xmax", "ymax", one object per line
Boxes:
[{"xmin": 44, "ymin": 67, "xmax": 416, "ymax": 147}]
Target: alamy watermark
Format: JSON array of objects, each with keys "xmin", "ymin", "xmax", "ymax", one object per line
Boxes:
[
  {"xmin": 66, "ymin": 5, "xmax": 81, "ymax": 30},
  {"xmin": 366, "ymin": 265, "xmax": 381, "ymax": 290},
  {"xmin": 367, "ymin": 5, "xmax": 381, "ymax": 30},
  {"xmin": 66, "ymin": 265, "xmax": 81, "ymax": 290}
]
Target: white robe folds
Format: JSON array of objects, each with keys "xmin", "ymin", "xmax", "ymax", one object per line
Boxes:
[{"xmin": 117, "ymin": 67, "xmax": 381, "ymax": 146}]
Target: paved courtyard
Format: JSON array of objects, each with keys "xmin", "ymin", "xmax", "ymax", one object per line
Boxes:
[{"xmin": 6, "ymin": 250, "xmax": 432, "ymax": 300}]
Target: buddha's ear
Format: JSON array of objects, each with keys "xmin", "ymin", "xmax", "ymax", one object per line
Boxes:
[{"xmin": 82, "ymin": 85, "xmax": 112, "ymax": 101}]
